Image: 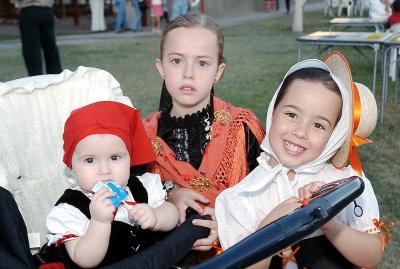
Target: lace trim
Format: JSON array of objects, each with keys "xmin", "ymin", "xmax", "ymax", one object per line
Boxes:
[
  {"xmin": 159, "ymin": 104, "xmax": 212, "ymax": 169},
  {"xmin": 211, "ymin": 109, "xmax": 264, "ymax": 189}
]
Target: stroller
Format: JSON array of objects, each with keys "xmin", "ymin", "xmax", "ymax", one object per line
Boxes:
[{"xmin": 0, "ymin": 68, "xmax": 365, "ymax": 268}]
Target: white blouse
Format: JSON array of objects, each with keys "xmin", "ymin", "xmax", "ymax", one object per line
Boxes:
[
  {"xmin": 46, "ymin": 172, "xmax": 166, "ymax": 245},
  {"xmin": 215, "ymin": 153, "xmax": 380, "ymax": 250}
]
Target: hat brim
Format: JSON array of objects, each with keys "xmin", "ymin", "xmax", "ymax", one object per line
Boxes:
[{"xmin": 323, "ymin": 51, "xmax": 353, "ymax": 168}]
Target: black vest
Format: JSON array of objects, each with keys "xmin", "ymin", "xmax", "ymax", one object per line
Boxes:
[{"xmin": 53, "ymin": 176, "xmax": 159, "ymax": 268}]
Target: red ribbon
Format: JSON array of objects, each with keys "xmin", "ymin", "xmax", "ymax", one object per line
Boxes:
[
  {"xmin": 212, "ymin": 241, "xmax": 224, "ymax": 255},
  {"xmin": 277, "ymin": 246, "xmax": 300, "ymax": 267},
  {"xmin": 373, "ymin": 218, "xmax": 395, "ymax": 251},
  {"xmin": 55, "ymin": 234, "xmax": 78, "ymax": 247},
  {"xmin": 349, "ymin": 83, "xmax": 373, "ymax": 175}
]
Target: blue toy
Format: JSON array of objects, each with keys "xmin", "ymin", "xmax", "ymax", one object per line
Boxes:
[
  {"xmin": 92, "ymin": 181, "xmax": 129, "ymax": 207},
  {"xmin": 105, "ymin": 181, "xmax": 128, "ymax": 207}
]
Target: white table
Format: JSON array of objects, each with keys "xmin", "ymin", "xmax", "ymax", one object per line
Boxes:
[
  {"xmin": 329, "ymin": 18, "xmax": 387, "ymax": 32},
  {"xmin": 297, "ymin": 31, "xmax": 393, "ymax": 95},
  {"xmin": 381, "ymin": 35, "xmax": 400, "ymax": 122}
]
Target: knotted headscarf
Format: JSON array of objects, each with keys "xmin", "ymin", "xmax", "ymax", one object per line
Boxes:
[
  {"xmin": 244, "ymin": 59, "xmax": 351, "ymax": 193},
  {"xmin": 63, "ymin": 101, "xmax": 156, "ymax": 169}
]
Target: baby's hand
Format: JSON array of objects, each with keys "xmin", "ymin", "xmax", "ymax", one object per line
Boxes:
[
  {"xmin": 169, "ymin": 187, "xmax": 209, "ymax": 224},
  {"xmin": 298, "ymin": 181, "xmax": 325, "ymax": 201},
  {"xmin": 128, "ymin": 204, "xmax": 157, "ymax": 230},
  {"xmin": 89, "ymin": 189, "xmax": 116, "ymax": 224}
]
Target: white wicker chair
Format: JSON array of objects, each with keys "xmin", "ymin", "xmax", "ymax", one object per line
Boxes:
[{"xmin": 0, "ymin": 67, "xmax": 132, "ymax": 249}]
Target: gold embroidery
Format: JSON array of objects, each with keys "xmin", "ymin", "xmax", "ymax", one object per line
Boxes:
[
  {"xmin": 214, "ymin": 110, "xmax": 232, "ymax": 124},
  {"xmin": 189, "ymin": 176, "xmax": 213, "ymax": 192},
  {"xmin": 151, "ymin": 138, "xmax": 163, "ymax": 155}
]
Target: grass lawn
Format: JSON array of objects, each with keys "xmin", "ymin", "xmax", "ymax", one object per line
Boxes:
[{"xmin": 0, "ymin": 10, "xmax": 399, "ymax": 268}]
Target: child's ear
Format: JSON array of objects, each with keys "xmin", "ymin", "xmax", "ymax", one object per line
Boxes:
[
  {"xmin": 214, "ymin": 63, "xmax": 226, "ymax": 83},
  {"xmin": 155, "ymin": 58, "xmax": 165, "ymax": 80}
]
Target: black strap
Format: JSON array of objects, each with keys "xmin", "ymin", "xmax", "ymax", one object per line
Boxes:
[{"xmin": 55, "ymin": 176, "xmax": 149, "ymax": 219}]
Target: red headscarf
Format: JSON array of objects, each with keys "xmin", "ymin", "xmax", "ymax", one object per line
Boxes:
[{"xmin": 63, "ymin": 101, "xmax": 155, "ymax": 169}]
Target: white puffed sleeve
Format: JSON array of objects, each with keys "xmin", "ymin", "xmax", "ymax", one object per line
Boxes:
[
  {"xmin": 216, "ymin": 188, "xmax": 258, "ymax": 250},
  {"xmin": 137, "ymin": 172, "xmax": 166, "ymax": 208},
  {"xmin": 46, "ymin": 203, "xmax": 90, "ymax": 245}
]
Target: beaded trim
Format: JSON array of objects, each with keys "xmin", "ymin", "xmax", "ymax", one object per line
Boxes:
[
  {"xmin": 151, "ymin": 138, "xmax": 163, "ymax": 156},
  {"xmin": 189, "ymin": 176, "xmax": 214, "ymax": 192},
  {"xmin": 214, "ymin": 110, "xmax": 232, "ymax": 124}
]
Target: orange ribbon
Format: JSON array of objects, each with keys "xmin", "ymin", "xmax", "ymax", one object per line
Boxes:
[
  {"xmin": 373, "ymin": 218, "xmax": 395, "ymax": 251},
  {"xmin": 349, "ymin": 83, "xmax": 373, "ymax": 176},
  {"xmin": 277, "ymin": 246, "xmax": 300, "ymax": 267},
  {"xmin": 211, "ymin": 241, "xmax": 224, "ymax": 255}
]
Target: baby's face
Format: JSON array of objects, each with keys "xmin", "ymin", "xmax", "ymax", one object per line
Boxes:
[
  {"xmin": 269, "ymin": 79, "xmax": 342, "ymax": 168},
  {"xmin": 71, "ymin": 134, "xmax": 131, "ymax": 192}
]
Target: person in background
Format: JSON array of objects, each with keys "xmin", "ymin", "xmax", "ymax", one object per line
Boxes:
[
  {"xmin": 89, "ymin": 0, "xmax": 106, "ymax": 32},
  {"xmin": 388, "ymin": 0, "xmax": 400, "ymax": 27},
  {"xmin": 171, "ymin": 0, "xmax": 188, "ymax": 19},
  {"xmin": 115, "ymin": 0, "xmax": 129, "ymax": 32},
  {"xmin": 369, "ymin": 0, "xmax": 391, "ymax": 21},
  {"xmin": 189, "ymin": 0, "xmax": 200, "ymax": 14},
  {"xmin": 131, "ymin": 0, "xmax": 142, "ymax": 32},
  {"xmin": 15, "ymin": 0, "xmax": 62, "ymax": 76},
  {"xmin": 285, "ymin": 0, "xmax": 291, "ymax": 14},
  {"xmin": 150, "ymin": 0, "xmax": 163, "ymax": 33}
]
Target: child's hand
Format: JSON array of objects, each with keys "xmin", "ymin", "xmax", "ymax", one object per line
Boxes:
[
  {"xmin": 89, "ymin": 189, "xmax": 116, "ymax": 224},
  {"xmin": 298, "ymin": 181, "xmax": 325, "ymax": 201},
  {"xmin": 258, "ymin": 197, "xmax": 301, "ymax": 230},
  {"xmin": 192, "ymin": 207, "xmax": 218, "ymax": 251},
  {"xmin": 169, "ymin": 187, "xmax": 209, "ymax": 224},
  {"xmin": 128, "ymin": 203, "xmax": 157, "ymax": 230}
]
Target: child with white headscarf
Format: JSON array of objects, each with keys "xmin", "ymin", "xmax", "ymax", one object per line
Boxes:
[{"xmin": 215, "ymin": 51, "xmax": 385, "ymax": 269}]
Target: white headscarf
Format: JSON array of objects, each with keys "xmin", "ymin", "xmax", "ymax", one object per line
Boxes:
[{"xmin": 265, "ymin": 59, "xmax": 351, "ymax": 170}]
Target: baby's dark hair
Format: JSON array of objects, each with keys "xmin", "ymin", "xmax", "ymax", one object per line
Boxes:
[
  {"xmin": 392, "ymin": 0, "xmax": 400, "ymax": 13},
  {"xmin": 274, "ymin": 68, "xmax": 341, "ymax": 110}
]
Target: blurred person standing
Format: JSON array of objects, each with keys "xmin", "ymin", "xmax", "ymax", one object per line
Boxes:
[
  {"xmin": 151, "ymin": 0, "xmax": 163, "ymax": 32},
  {"xmin": 89, "ymin": 0, "xmax": 106, "ymax": 31},
  {"xmin": 15, "ymin": 0, "xmax": 62, "ymax": 76},
  {"xmin": 115, "ymin": 0, "xmax": 129, "ymax": 32},
  {"xmin": 369, "ymin": 0, "xmax": 391, "ymax": 20},
  {"xmin": 285, "ymin": 0, "xmax": 291, "ymax": 14},
  {"xmin": 131, "ymin": 0, "xmax": 142, "ymax": 31},
  {"xmin": 189, "ymin": 0, "xmax": 200, "ymax": 14},
  {"xmin": 171, "ymin": 0, "xmax": 188, "ymax": 19}
]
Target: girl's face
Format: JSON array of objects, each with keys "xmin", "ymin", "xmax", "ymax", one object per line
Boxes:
[
  {"xmin": 71, "ymin": 134, "xmax": 131, "ymax": 192},
  {"xmin": 269, "ymin": 79, "xmax": 342, "ymax": 169},
  {"xmin": 156, "ymin": 27, "xmax": 225, "ymax": 117}
]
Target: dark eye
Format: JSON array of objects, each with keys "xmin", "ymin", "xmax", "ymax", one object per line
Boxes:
[
  {"xmin": 286, "ymin": 112, "xmax": 296, "ymax": 119},
  {"xmin": 199, "ymin": 60, "xmax": 208, "ymax": 67},
  {"xmin": 85, "ymin": 157, "xmax": 94, "ymax": 164},
  {"xmin": 111, "ymin": 155, "xmax": 121, "ymax": 161},
  {"xmin": 172, "ymin": 59, "xmax": 181, "ymax": 64},
  {"xmin": 314, "ymin": 123, "xmax": 326, "ymax": 130}
]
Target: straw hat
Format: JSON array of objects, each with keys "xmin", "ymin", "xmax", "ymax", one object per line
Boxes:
[{"xmin": 324, "ymin": 51, "xmax": 378, "ymax": 169}]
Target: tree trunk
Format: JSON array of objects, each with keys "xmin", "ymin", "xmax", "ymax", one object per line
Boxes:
[{"xmin": 292, "ymin": 0, "xmax": 306, "ymax": 32}]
